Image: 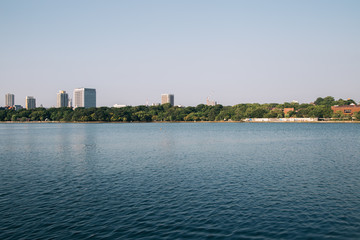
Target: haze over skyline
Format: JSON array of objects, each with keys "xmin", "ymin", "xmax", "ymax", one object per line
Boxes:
[{"xmin": 1, "ymin": 0, "xmax": 359, "ymax": 107}]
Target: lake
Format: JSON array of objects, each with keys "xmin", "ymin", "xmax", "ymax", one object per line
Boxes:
[{"xmin": 1, "ymin": 123, "xmax": 360, "ymax": 239}]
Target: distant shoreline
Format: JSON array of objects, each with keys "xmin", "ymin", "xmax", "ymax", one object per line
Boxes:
[
  {"xmin": 1, "ymin": 120, "xmax": 359, "ymax": 124},
  {"xmin": 2, "ymin": 98, "xmax": 359, "ymax": 122}
]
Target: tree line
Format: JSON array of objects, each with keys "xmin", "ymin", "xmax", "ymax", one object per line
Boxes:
[{"xmin": 1, "ymin": 96, "xmax": 359, "ymax": 122}]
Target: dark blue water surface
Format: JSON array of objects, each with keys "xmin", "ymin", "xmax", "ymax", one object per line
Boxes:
[{"xmin": 1, "ymin": 123, "xmax": 360, "ymax": 239}]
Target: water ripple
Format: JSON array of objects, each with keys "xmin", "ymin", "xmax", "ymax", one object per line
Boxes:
[{"xmin": 1, "ymin": 123, "xmax": 360, "ymax": 239}]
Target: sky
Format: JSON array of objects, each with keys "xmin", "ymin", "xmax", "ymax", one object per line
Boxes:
[{"xmin": 0, "ymin": 0, "xmax": 359, "ymax": 107}]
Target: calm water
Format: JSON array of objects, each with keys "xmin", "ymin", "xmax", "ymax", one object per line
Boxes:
[{"xmin": 1, "ymin": 123, "xmax": 360, "ymax": 239}]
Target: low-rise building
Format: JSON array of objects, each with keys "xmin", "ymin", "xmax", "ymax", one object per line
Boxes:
[
  {"xmin": 331, "ymin": 104, "xmax": 360, "ymax": 115},
  {"xmin": 284, "ymin": 108, "xmax": 295, "ymax": 115},
  {"xmin": 113, "ymin": 104, "xmax": 128, "ymax": 108},
  {"xmin": 14, "ymin": 105, "xmax": 23, "ymax": 110}
]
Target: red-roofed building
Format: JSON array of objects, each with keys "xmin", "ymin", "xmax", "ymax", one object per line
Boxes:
[
  {"xmin": 284, "ymin": 108, "xmax": 295, "ymax": 115},
  {"xmin": 331, "ymin": 105, "xmax": 360, "ymax": 115}
]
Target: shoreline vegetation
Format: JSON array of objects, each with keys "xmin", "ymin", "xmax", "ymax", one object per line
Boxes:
[
  {"xmin": 1, "ymin": 96, "xmax": 359, "ymax": 123},
  {"xmin": 1, "ymin": 120, "xmax": 360, "ymax": 124}
]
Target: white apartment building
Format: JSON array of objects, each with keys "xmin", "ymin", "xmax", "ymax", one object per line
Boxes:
[{"xmin": 74, "ymin": 88, "xmax": 96, "ymax": 108}]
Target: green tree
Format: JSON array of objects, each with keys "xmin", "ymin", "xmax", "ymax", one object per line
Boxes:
[
  {"xmin": 134, "ymin": 111, "xmax": 152, "ymax": 122},
  {"xmin": 215, "ymin": 110, "xmax": 231, "ymax": 121},
  {"xmin": 0, "ymin": 110, "xmax": 6, "ymax": 121},
  {"xmin": 245, "ymin": 106, "xmax": 268, "ymax": 118},
  {"xmin": 11, "ymin": 114, "xmax": 19, "ymax": 121},
  {"xmin": 184, "ymin": 112, "xmax": 199, "ymax": 121},
  {"xmin": 354, "ymin": 111, "xmax": 360, "ymax": 121},
  {"xmin": 323, "ymin": 96, "xmax": 335, "ymax": 106},
  {"xmin": 314, "ymin": 97, "xmax": 324, "ymax": 105},
  {"xmin": 332, "ymin": 111, "xmax": 345, "ymax": 120},
  {"xmin": 265, "ymin": 108, "xmax": 283, "ymax": 118},
  {"xmin": 308, "ymin": 105, "xmax": 332, "ymax": 118}
]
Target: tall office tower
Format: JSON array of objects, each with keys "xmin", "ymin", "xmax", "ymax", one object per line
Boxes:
[
  {"xmin": 74, "ymin": 88, "xmax": 96, "ymax": 108},
  {"xmin": 161, "ymin": 94, "xmax": 174, "ymax": 106},
  {"xmin": 57, "ymin": 90, "xmax": 69, "ymax": 108},
  {"xmin": 68, "ymin": 98, "xmax": 72, "ymax": 108},
  {"xmin": 25, "ymin": 96, "xmax": 36, "ymax": 109},
  {"xmin": 5, "ymin": 93, "xmax": 15, "ymax": 107}
]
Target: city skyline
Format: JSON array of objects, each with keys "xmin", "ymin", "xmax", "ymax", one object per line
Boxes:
[
  {"xmin": 1, "ymin": 1, "xmax": 359, "ymax": 107},
  {"xmin": 0, "ymin": 90, "xmax": 359, "ymax": 109}
]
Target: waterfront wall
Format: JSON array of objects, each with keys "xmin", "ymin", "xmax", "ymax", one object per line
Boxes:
[{"xmin": 244, "ymin": 118, "xmax": 318, "ymax": 122}]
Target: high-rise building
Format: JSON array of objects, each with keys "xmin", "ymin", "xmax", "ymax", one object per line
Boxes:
[
  {"xmin": 161, "ymin": 94, "xmax": 174, "ymax": 106},
  {"xmin": 57, "ymin": 90, "xmax": 69, "ymax": 108},
  {"xmin": 25, "ymin": 96, "xmax": 36, "ymax": 109},
  {"xmin": 5, "ymin": 93, "xmax": 15, "ymax": 107},
  {"xmin": 206, "ymin": 97, "xmax": 217, "ymax": 106},
  {"xmin": 74, "ymin": 88, "xmax": 96, "ymax": 108}
]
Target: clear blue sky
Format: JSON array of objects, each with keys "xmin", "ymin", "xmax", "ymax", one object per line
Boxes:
[{"xmin": 0, "ymin": 0, "xmax": 359, "ymax": 107}]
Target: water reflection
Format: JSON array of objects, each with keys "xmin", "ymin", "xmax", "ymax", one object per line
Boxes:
[{"xmin": 70, "ymin": 124, "xmax": 98, "ymax": 161}]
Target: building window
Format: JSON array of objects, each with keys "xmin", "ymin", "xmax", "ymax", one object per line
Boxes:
[{"xmin": 344, "ymin": 109, "xmax": 351, "ymax": 113}]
